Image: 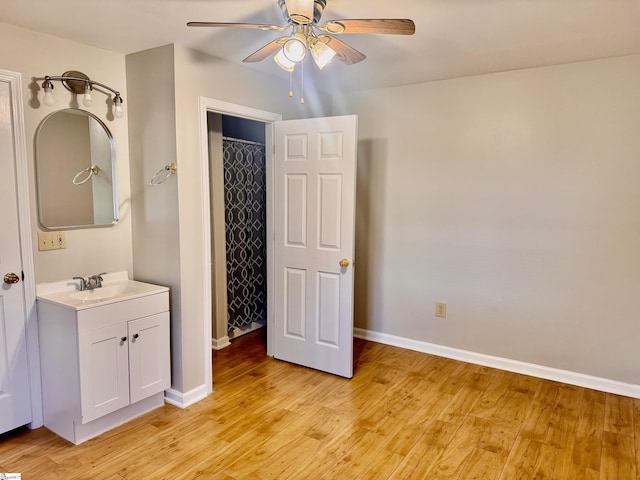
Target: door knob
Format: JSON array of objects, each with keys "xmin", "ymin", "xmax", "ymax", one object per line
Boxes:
[
  {"xmin": 4, "ymin": 273, "xmax": 20, "ymax": 284},
  {"xmin": 339, "ymin": 259, "xmax": 350, "ymax": 268}
]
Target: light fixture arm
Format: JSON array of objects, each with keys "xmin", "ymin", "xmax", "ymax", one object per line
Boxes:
[
  {"xmin": 42, "ymin": 74, "xmax": 122, "ymax": 103},
  {"xmin": 40, "ymin": 70, "xmax": 124, "ymax": 117}
]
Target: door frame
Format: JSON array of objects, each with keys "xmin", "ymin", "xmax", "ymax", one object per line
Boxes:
[
  {"xmin": 198, "ymin": 97, "xmax": 281, "ymax": 380},
  {"xmin": 0, "ymin": 69, "xmax": 41, "ymax": 427}
]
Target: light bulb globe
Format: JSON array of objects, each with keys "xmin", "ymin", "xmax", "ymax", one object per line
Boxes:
[
  {"xmin": 82, "ymin": 84, "xmax": 92, "ymax": 107},
  {"xmin": 283, "ymin": 34, "xmax": 307, "ymax": 63},
  {"xmin": 274, "ymin": 49, "xmax": 295, "ymax": 72},
  {"xmin": 41, "ymin": 79, "xmax": 55, "ymax": 106},
  {"xmin": 43, "ymin": 89, "xmax": 55, "ymax": 106},
  {"xmin": 311, "ymin": 41, "xmax": 337, "ymax": 70}
]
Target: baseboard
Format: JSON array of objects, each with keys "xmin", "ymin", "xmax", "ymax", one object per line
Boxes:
[
  {"xmin": 212, "ymin": 335, "xmax": 231, "ymax": 350},
  {"xmin": 164, "ymin": 384, "xmax": 210, "ymax": 409},
  {"xmin": 354, "ymin": 328, "xmax": 640, "ymax": 399}
]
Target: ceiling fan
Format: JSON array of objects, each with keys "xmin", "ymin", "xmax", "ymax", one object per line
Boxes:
[{"xmin": 187, "ymin": 0, "xmax": 415, "ymax": 71}]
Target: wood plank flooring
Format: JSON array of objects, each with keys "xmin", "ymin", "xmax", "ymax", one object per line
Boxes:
[{"xmin": 2, "ymin": 330, "xmax": 640, "ymax": 479}]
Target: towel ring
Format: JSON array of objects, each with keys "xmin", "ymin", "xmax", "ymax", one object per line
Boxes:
[
  {"xmin": 150, "ymin": 162, "xmax": 177, "ymax": 186},
  {"xmin": 73, "ymin": 165, "xmax": 99, "ymax": 185}
]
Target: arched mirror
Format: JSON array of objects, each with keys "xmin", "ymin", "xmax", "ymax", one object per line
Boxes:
[{"xmin": 35, "ymin": 109, "xmax": 118, "ymax": 229}]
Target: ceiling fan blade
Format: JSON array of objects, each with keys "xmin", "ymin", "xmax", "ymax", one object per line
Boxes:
[
  {"xmin": 284, "ymin": 0, "xmax": 314, "ymax": 24},
  {"xmin": 318, "ymin": 19, "xmax": 416, "ymax": 35},
  {"xmin": 318, "ymin": 35, "xmax": 366, "ymax": 65},
  {"xmin": 187, "ymin": 22, "xmax": 287, "ymax": 32},
  {"xmin": 243, "ymin": 37, "xmax": 288, "ymax": 63}
]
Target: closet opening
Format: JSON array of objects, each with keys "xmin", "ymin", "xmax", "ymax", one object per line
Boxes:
[{"xmin": 208, "ymin": 112, "xmax": 269, "ymax": 382}]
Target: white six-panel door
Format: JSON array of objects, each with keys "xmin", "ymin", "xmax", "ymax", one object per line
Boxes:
[
  {"xmin": 273, "ymin": 115, "xmax": 357, "ymax": 378},
  {"xmin": 0, "ymin": 78, "xmax": 32, "ymax": 433}
]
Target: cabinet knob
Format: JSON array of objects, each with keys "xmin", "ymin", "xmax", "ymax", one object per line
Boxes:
[
  {"xmin": 120, "ymin": 336, "xmax": 127, "ymax": 342},
  {"xmin": 132, "ymin": 333, "xmax": 139, "ymax": 340}
]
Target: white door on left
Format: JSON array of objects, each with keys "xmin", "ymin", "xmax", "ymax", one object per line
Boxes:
[{"xmin": 0, "ymin": 77, "xmax": 32, "ymax": 434}]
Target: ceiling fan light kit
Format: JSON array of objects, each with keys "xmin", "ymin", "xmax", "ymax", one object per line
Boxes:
[{"xmin": 187, "ymin": 0, "xmax": 415, "ymax": 101}]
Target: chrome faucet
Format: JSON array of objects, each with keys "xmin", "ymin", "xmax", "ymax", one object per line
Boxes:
[
  {"xmin": 73, "ymin": 276, "xmax": 87, "ymax": 291},
  {"xmin": 73, "ymin": 273, "xmax": 106, "ymax": 291},
  {"xmin": 86, "ymin": 273, "xmax": 106, "ymax": 290}
]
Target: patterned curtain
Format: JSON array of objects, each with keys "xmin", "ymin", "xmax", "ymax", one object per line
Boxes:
[{"xmin": 223, "ymin": 137, "xmax": 267, "ymax": 330}]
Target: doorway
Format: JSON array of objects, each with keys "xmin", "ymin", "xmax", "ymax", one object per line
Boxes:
[
  {"xmin": 209, "ymin": 113, "xmax": 268, "ymax": 343},
  {"xmin": 200, "ymin": 98, "xmax": 282, "ymax": 386},
  {"xmin": 199, "ymin": 98, "xmax": 358, "ymax": 386}
]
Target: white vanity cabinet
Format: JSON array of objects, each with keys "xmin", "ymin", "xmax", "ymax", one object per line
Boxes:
[
  {"xmin": 78, "ymin": 311, "xmax": 169, "ymax": 423},
  {"xmin": 37, "ymin": 275, "xmax": 170, "ymax": 444}
]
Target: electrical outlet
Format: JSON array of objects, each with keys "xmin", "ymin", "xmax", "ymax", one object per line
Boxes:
[
  {"xmin": 38, "ymin": 231, "xmax": 66, "ymax": 251},
  {"xmin": 435, "ymin": 302, "xmax": 447, "ymax": 318}
]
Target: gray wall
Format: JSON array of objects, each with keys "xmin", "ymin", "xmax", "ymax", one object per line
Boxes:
[{"xmin": 334, "ymin": 54, "xmax": 640, "ymax": 384}]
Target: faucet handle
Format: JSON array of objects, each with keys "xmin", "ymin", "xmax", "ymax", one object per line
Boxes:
[
  {"xmin": 93, "ymin": 272, "xmax": 107, "ymax": 287},
  {"xmin": 73, "ymin": 276, "xmax": 87, "ymax": 291}
]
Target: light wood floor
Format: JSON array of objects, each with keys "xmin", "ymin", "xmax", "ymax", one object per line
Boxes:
[{"xmin": 1, "ymin": 331, "xmax": 639, "ymax": 479}]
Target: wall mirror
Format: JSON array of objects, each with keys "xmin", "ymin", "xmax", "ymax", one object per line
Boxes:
[{"xmin": 35, "ymin": 109, "xmax": 118, "ymax": 229}]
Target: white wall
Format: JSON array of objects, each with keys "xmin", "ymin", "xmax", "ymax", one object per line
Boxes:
[
  {"xmin": 0, "ymin": 23, "xmax": 133, "ymax": 283},
  {"xmin": 334, "ymin": 55, "xmax": 640, "ymax": 385}
]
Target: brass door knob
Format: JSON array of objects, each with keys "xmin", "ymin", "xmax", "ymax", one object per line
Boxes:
[
  {"xmin": 339, "ymin": 259, "xmax": 350, "ymax": 268},
  {"xmin": 4, "ymin": 273, "xmax": 20, "ymax": 284}
]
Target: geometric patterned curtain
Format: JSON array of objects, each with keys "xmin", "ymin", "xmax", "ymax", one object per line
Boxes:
[{"xmin": 222, "ymin": 137, "xmax": 267, "ymax": 330}]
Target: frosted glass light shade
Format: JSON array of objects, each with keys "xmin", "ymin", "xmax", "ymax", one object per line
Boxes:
[
  {"xmin": 311, "ymin": 41, "xmax": 336, "ymax": 70},
  {"xmin": 274, "ymin": 49, "xmax": 295, "ymax": 72},
  {"xmin": 283, "ymin": 34, "xmax": 307, "ymax": 62},
  {"xmin": 113, "ymin": 95, "xmax": 124, "ymax": 118},
  {"xmin": 43, "ymin": 87, "xmax": 55, "ymax": 106},
  {"xmin": 82, "ymin": 84, "xmax": 92, "ymax": 107}
]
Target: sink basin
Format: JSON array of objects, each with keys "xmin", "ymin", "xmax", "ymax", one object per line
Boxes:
[
  {"xmin": 68, "ymin": 284, "xmax": 140, "ymax": 302},
  {"xmin": 37, "ymin": 272, "xmax": 169, "ymax": 311}
]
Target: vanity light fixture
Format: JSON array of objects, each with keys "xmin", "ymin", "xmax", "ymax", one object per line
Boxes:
[{"xmin": 40, "ymin": 71, "xmax": 124, "ymax": 119}]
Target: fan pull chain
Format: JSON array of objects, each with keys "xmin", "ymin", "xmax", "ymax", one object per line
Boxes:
[
  {"xmin": 289, "ymin": 70, "xmax": 293, "ymax": 98},
  {"xmin": 299, "ymin": 61, "xmax": 305, "ymax": 104}
]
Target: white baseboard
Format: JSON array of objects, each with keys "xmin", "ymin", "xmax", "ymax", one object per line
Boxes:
[
  {"xmin": 164, "ymin": 384, "xmax": 210, "ymax": 409},
  {"xmin": 354, "ymin": 328, "xmax": 640, "ymax": 399},
  {"xmin": 212, "ymin": 335, "xmax": 231, "ymax": 350}
]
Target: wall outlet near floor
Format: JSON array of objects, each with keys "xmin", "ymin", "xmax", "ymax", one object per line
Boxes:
[
  {"xmin": 38, "ymin": 231, "xmax": 66, "ymax": 251},
  {"xmin": 435, "ymin": 302, "xmax": 447, "ymax": 318}
]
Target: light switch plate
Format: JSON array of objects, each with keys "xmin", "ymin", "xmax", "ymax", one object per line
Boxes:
[{"xmin": 38, "ymin": 231, "xmax": 66, "ymax": 251}]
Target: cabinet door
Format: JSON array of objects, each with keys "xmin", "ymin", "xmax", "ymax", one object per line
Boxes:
[
  {"xmin": 78, "ymin": 323, "xmax": 130, "ymax": 424},
  {"xmin": 128, "ymin": 312, "xmax": 170, "ymax": 404}
]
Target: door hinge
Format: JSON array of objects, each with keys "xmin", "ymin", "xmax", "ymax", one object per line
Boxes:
[{"xmin": 21, "ymin": 271, "xmax": 25, "ymax": 281}]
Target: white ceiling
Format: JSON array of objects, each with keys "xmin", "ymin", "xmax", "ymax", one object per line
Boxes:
[{"xmin": 2, "ymin": 0, "xmax": 640, "ymax": 93}]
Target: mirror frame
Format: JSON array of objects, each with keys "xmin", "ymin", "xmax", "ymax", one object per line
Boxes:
[{"xmin": 35, "ymin": 108, "xmax": 119, "ymax": 230}]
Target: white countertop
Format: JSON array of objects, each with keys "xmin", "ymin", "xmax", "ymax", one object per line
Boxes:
[{"xmin": 36, "ymin": 271, "xmax": 168, "ymax": 311}]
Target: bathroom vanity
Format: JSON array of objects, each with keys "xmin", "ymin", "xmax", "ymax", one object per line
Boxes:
[{"xmin": 36, "ymin": 272, "xmax": 170, "ymax": 444}]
